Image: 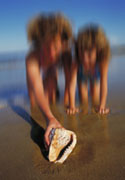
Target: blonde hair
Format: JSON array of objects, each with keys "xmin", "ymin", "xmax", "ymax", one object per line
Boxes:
[
  {"xmin": 27, "ymin": 13, "xmax": 73, "ymax": 48},
  {"xmin": 76, "ymin": 24, "xmax": 110, "ymax": 63}
]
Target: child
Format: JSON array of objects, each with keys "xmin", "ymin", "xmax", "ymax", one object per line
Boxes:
[
  {"xmin": 26, "ymin": 13, "xmax": 72, "ymax": 146},
  {"xmin": 67, "ymin": 24, "xmax": 111, "ymax": 115}
]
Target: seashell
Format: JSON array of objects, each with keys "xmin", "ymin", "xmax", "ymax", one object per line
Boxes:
[{"xmin": 48, "ymin": 128, "xmax": 77, "ymax": 163}]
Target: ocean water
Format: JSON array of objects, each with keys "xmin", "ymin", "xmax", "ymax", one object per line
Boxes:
[
  {"xmin": 0, "ymin": 51, "xmax": 28, "ymax": 108},
  {"xmin": 0, "ymin": 52, "xmax": 125, "ymax": 113},
  {"xmin": 108, "ymin": 55, "xmax": 125, "ymax": 114}
]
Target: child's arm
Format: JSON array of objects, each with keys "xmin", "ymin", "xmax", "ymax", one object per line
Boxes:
[
  {"xmin": 63, "ymin": 64, "xmax": 71, "ymax": 106},
  {"xmin": 99, "ymin": 60, "xmax": 109, "ymax": 114},
  {"xmin": 67, "ymin": 62, "xmax": 79, "ymax": 115},
  {"xmin": 26, "ymin": 56, "xmax": 62, "ymax": 146},
  {"xmin": 62, "ymin": 51, "xmax": 72, "ymax": 106}
]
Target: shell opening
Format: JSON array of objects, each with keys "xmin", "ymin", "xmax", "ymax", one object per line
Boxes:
[{"xmin": 56, "ymin": 134, "xmax": 73, "ymax": 161}]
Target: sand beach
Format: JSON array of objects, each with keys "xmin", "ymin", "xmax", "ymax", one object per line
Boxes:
[{"xmin": 0, "ymin": 54, "xmax": 125, "ymax": 180}]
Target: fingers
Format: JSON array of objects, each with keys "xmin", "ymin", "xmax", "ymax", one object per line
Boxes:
[
  {"xmin": 44, "ymin": 126, "xmax": 51, "ymax": 147},
  {"xmin": 66, "ymin": 107, "xmax": 79, "ymax": 115},
  {"xmin": 99, "ymin": 108, "xmax": 110, "ymax": 115},
  {"xmin": 44, "ymin": 119, "xmax": 63, "ymax": 149},
  {"xmin": 66, "ymin": 106, "xmax": 109, "ymax": 115}
]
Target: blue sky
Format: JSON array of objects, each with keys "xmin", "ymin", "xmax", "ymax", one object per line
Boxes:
[{"xmin": 0, "ymin": 0, "xmax": 125, "ymax": 52}]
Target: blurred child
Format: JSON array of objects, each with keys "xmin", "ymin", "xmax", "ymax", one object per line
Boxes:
[
  {"xmin": 67, "ymin": 24, "xmax": 111, "ymax": 115},
  {"xmin": 26, "ymin": 13, "xmax": 72, "ymax": 146}
]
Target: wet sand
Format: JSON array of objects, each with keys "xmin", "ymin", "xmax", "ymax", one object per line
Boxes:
[
  {"xmin": 0, "ymin": 100, "xmax": 125, "ymax": 180},
  {"xmin": 0, "ymin": 56, "xmax": 125, "ymax": 180}
]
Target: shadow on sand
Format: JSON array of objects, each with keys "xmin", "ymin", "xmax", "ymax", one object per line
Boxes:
[{"xmin": 9, "ymin": 103, "xmax": 48, "ymax": 161}]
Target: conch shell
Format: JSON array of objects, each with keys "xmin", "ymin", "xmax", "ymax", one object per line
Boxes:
[{"xmin": 48, "ymin": 128, "xmax": 77, "ymax": 163}]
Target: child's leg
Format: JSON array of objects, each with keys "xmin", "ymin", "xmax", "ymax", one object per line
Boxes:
[{"xmin": 90, "ymin": 81, "xmax": 100, "ymax": 107}]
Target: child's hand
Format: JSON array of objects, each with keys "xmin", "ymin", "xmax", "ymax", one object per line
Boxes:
[
  {"xmin": 66, "ymin": 107, "xmax": 79, "ymax": 115},
  {"xmin": 99, "ymin": 107, "xmax": 110, "ymax": 114},
  {"xmin": 96, "ymin": 106, "xmax": 110, "ymax": 115},
  {"xmin": 44, "ymin": 118, "xmax": 63, "ymax": 149}
]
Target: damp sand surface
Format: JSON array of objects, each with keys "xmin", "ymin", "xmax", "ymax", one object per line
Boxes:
[{"xmin": 0, "ymin": 56, "xmax": 125, "ymax": 180}]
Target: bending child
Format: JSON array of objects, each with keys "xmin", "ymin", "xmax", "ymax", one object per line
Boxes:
[
  {"xmin": 67, "ymin": 24, "xmax": 111, "ymax": 115},
  {"xmin": 26, "ymin": 13, "xmax": 72, "ymax": 146}
]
